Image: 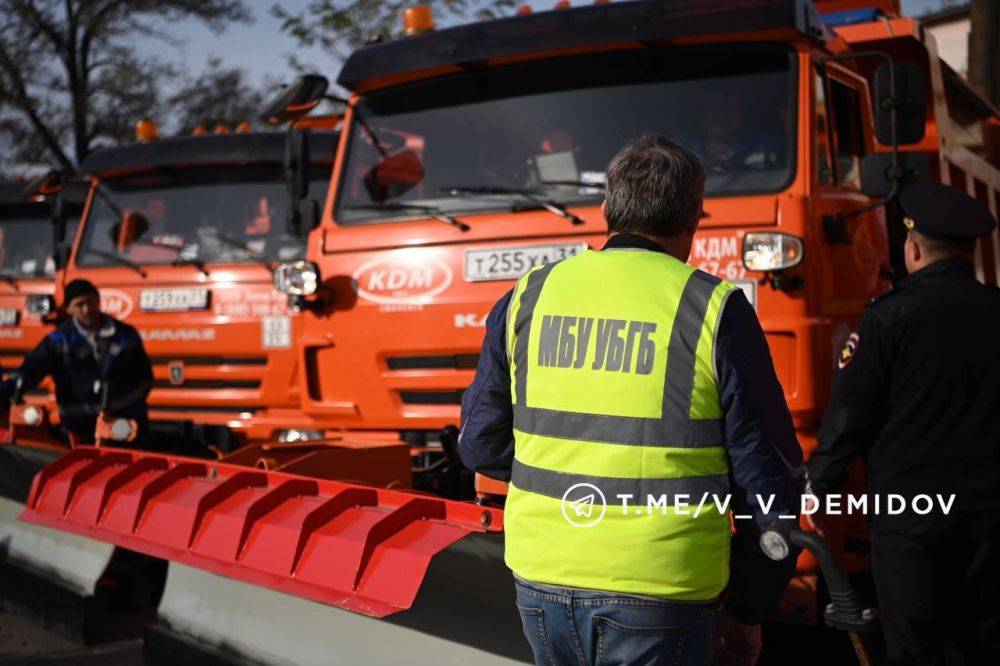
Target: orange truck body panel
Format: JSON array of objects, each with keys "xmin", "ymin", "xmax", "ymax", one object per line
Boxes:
[
  {"xmin": 0, "ymin": 275, "xmax": 62, "ymax": 446},
  {"xmin": 61, "ymin": 258, "xmax": 308, "ymax": 438}
]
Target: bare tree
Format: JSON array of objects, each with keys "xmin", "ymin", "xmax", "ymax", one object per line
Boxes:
[
  {"xmin": 272, "ymin": 0, "xmax": 516, "ymax": 66},
  {"xmin": 168, "ymin": 57, "xmax": 270, "ymax": 134},
  {"xmin": 0, "ymin": 0, "xmax": 251, "ymax": 172}
]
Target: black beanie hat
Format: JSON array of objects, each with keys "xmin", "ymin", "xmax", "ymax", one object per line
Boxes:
[{"xmin": 63, "ymin": 279, "xmax": 99, "ymax": 305}]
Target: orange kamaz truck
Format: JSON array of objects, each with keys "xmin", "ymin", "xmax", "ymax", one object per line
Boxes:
[
  {"xmin": 11, "ymin": 1, "xmax": 1000, "ymax": 663},
  {"xmin": 0, "ymin": 177, "xmax": 84, "ymax": 449},
  {"xmin": 57, "ymin": 127, "xmax": 337, "ymax": 453}
]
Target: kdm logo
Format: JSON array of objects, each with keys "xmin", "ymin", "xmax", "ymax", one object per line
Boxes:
[
  {"xmin": 353, "ymin": 254, "xmax": 453, "ymax": 305},
  {"xmin": 100, "ymin": 289, "xmax": 133, "ymax": 320}
]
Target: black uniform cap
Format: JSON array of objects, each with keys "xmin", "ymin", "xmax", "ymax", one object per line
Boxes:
[{"xmin": 900, "ymin": 182, "xmax": 997, "ymax": 242}]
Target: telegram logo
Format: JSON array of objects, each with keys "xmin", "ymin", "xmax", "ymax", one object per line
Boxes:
[{"xmin": 561, "ymin": 482, "xmax": 607, "ymax": 528}]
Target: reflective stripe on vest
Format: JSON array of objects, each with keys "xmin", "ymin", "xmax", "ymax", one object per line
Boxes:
[{"xmin": 504, "ymin": 249, "xmax": 737, "ymax": 601}]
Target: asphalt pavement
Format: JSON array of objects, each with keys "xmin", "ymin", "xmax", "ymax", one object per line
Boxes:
[{"xmin": 0, "ymin": 613, "xmax": 142, "ymax": 665}]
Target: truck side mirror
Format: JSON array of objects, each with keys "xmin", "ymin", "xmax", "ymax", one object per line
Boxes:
[
  {"xmin": 261, "ymin": 75, "xmax": 329, "ymax": 125},
  {"xmin": 861, "ymin": 152, "xmax": 930, "ymax": 198},
  {"xmin": 873, "ymin": 62, "xmax": 926, "ymax": 145},
  {"xmin": 285, "ymin": 129, "xmax": 311, "ymax": 236}
]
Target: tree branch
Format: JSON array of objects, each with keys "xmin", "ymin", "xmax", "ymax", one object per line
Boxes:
[
  {"xmin": 0, "ymin": 40, "xmax": 75, "ymax": 171},
  {"xmin": 9, "ymin": 0, "xmax": 66, "ymax": 53}
]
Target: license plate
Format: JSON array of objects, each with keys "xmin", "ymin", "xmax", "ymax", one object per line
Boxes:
[
  {"xmin": 140, "ymin": 287, "xmax": 209, "ymax": 312},
  {"xmin": 465, "ymin": 243, "xmax": 588, "ymax": 282},
  {"xmin": 0, "ymin": 308, "xmax": 18, "ymax": 326}
]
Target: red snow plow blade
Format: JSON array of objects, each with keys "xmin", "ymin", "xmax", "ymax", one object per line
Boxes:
[{"xmin": 19, "ymin": 447, "xmax": 504, "ymax": 618}]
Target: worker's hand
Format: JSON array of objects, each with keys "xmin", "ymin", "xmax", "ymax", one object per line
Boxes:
[{"xmin": 713, "ymin": 610, "xmax": 762, "ymax": 666}]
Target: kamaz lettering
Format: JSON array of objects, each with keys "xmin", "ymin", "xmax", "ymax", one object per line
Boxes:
[
  {"xmin": 141, "ymin": 328, "xmax": 216, "ymax": 341},
  {"xmin": 537, "ymin": 315, "xmax": 657, "ymax": 374}
]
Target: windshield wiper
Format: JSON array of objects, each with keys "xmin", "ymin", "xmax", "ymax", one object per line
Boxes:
[
  {"xmin": 441, "ymin": 185, "xmax": 584, "ymax": 225},
  {"xmin": 345, "ymin": 203, "xmax": 470, "ymax": 232},
  {"xmin": 0, "ymin": 271, "xmax": 19, "ymax": 285},
  {"xmin": 170, "ymin": 256, "xmax": 209, "ymax": 276},
  {"xmin": 80, "ymin": 247, "xmax": 147, "ymax": 277},
  {"xmin": 201, "ymin": 229, "xmax": 274, "ymax": 273},
  {"xmin": 541, "ymin": 179, "xmax": 605, "ymax": 190}
]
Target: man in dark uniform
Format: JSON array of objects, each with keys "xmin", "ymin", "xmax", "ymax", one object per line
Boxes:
[
  {"xmin": 0, "ymin": 279, "xmax": 153, "ymax": 447},
  {"xmin": 808, "ymin": 182, "xmax": 1000, "ymax": 665}
]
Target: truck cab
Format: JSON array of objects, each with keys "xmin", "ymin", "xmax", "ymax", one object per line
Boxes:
[
  {"xmin": 65, "ymin": 130, "xmax": 337, "ymax": 453},
  {"xmin": 282, "ymin": 0, "xmax": 887, "ymax": 457},
  {"xmin": 0, "ymin": 179, "xmax": 83, "ymax": 446}
]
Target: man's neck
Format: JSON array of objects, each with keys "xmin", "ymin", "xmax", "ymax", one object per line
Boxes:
[
  {"xmin": 907, "ymin": 253, "xmax": 973, "ymax": 275},
  {"xmin": 627, "ymin": 233, "xmax": 691, "ymax": 262},
  {"xmin": 73, "ymin": 315, "xmax": 104, "ymax": 334}
]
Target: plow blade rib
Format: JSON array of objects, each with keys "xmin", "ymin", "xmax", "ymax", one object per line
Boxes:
[{"xmin": 20, "ymin": 448, "xmax": 504, "ymax": 617}]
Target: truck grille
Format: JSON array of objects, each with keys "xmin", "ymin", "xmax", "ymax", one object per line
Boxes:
[
  {"xmin": 149, "ymin": 356, "xmax": 266, "ymax": 366},
  {"xmin": 399, "ymin": 391, "xmax": 465, "ymax": 405},
  {"xmin": 386, "ymin": 355, "xmax": 479, "ymax": 370},
  {"xmin": 152, "ymin": 379, "xmax": 261, "ymax": 390},
  {"xmin": 151, "ymin": 405, "xmax": 259, "ymax": 414}
]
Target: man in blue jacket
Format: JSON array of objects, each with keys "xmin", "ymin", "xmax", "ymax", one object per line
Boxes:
[{"xmin": 0, "ymin": 279, "xmax": 153, "ymax": 446}]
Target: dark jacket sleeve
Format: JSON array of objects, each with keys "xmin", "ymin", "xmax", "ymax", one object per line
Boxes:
[
  {"xmin": 458, "ymin": 289, "xmax": 515, "ymax": 482},
  {"xmin": 106, "ymin": 325, "xmax": 154, "ymax": 415},
  {"xmin": 0, "ymin": 336, "xmax": 55, "ymax": 404},
  {"xmin": 133, "ymin": 332, "xmax": 154, "ymax": 400},
  {"xmin": 809, "ymin": 307, "xmax": 888, "ymax": 494},
  {"xmin": 715, "ymin": 291, "xmax": 804, "ymax": 624}
]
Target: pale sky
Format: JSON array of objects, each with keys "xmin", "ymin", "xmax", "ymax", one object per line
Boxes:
[{"xmin": 141, "ymin": 0, "xmax": 954, "ymax": 97}]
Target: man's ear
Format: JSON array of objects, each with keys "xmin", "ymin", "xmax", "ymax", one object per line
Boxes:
[{"xmin": 601, "ymin": 199, "xmax": 608, "ymax": 220}]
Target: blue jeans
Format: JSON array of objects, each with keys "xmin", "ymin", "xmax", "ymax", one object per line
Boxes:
[{"xmin": 515, "ymin": 577, "xmax": 719, "ymax": 666}]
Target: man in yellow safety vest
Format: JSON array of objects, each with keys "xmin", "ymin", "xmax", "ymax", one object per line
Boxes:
[{"xmin": 460, "ymin": 135, "xmax": 803, "ymax": 666}]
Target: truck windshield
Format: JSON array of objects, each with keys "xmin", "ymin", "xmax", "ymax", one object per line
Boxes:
[
  {"xmin": 77, "ymin": 164, "xmax": 330, "ymax": 268},
  {"xmin": 337, "ymin": 46, "xmax": 795, "ymax": 225},
  {"xmin": 0, "ymin": 210, "xmax": 56, "ymax": 278}
]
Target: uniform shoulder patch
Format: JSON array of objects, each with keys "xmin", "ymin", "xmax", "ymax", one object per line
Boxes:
[{"xmin": 838, "ymin": 332, "xmax": 859, "ymax": 369}]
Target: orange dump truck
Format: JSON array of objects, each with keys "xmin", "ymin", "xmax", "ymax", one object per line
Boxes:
[
  {"xmin": 10, "ymin": 0, "xmax": 1000, "ymax": 663},
  {"xmin": 57, "ymin": 128, "xmax": 337, "ymax": 453}
]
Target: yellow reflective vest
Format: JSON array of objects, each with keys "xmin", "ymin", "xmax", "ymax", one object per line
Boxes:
[{"xmin": 504, "ymin": 248, "xmax": 738, "ymax": 601}]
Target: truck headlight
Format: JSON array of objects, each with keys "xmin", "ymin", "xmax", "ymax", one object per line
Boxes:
[
  {"xmin": 109, "ymin": 418, "xmax": 135, "ymax": 441},
  {"xmin": 274, "ymin": 261, "xmax": 319, "ymax": 296},
  {"xmin": 21, "ymin": 406, "xmax": 43, "ymax": 426},
  {"xmin": 742, "ymin": 233, "xmax": 803, "ymax": 272},
  {"xmin": 277, "ymin": 428, "xmax": 324, "ymax": 443},
  {"xmin": 26, "ymin": 295, "xmax": 55, "ymax": 318}
]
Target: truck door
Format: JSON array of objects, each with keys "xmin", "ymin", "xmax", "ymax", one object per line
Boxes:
[{"xmin": 812, "ymin": 64, "xmax": 891, "ymax": 325}]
